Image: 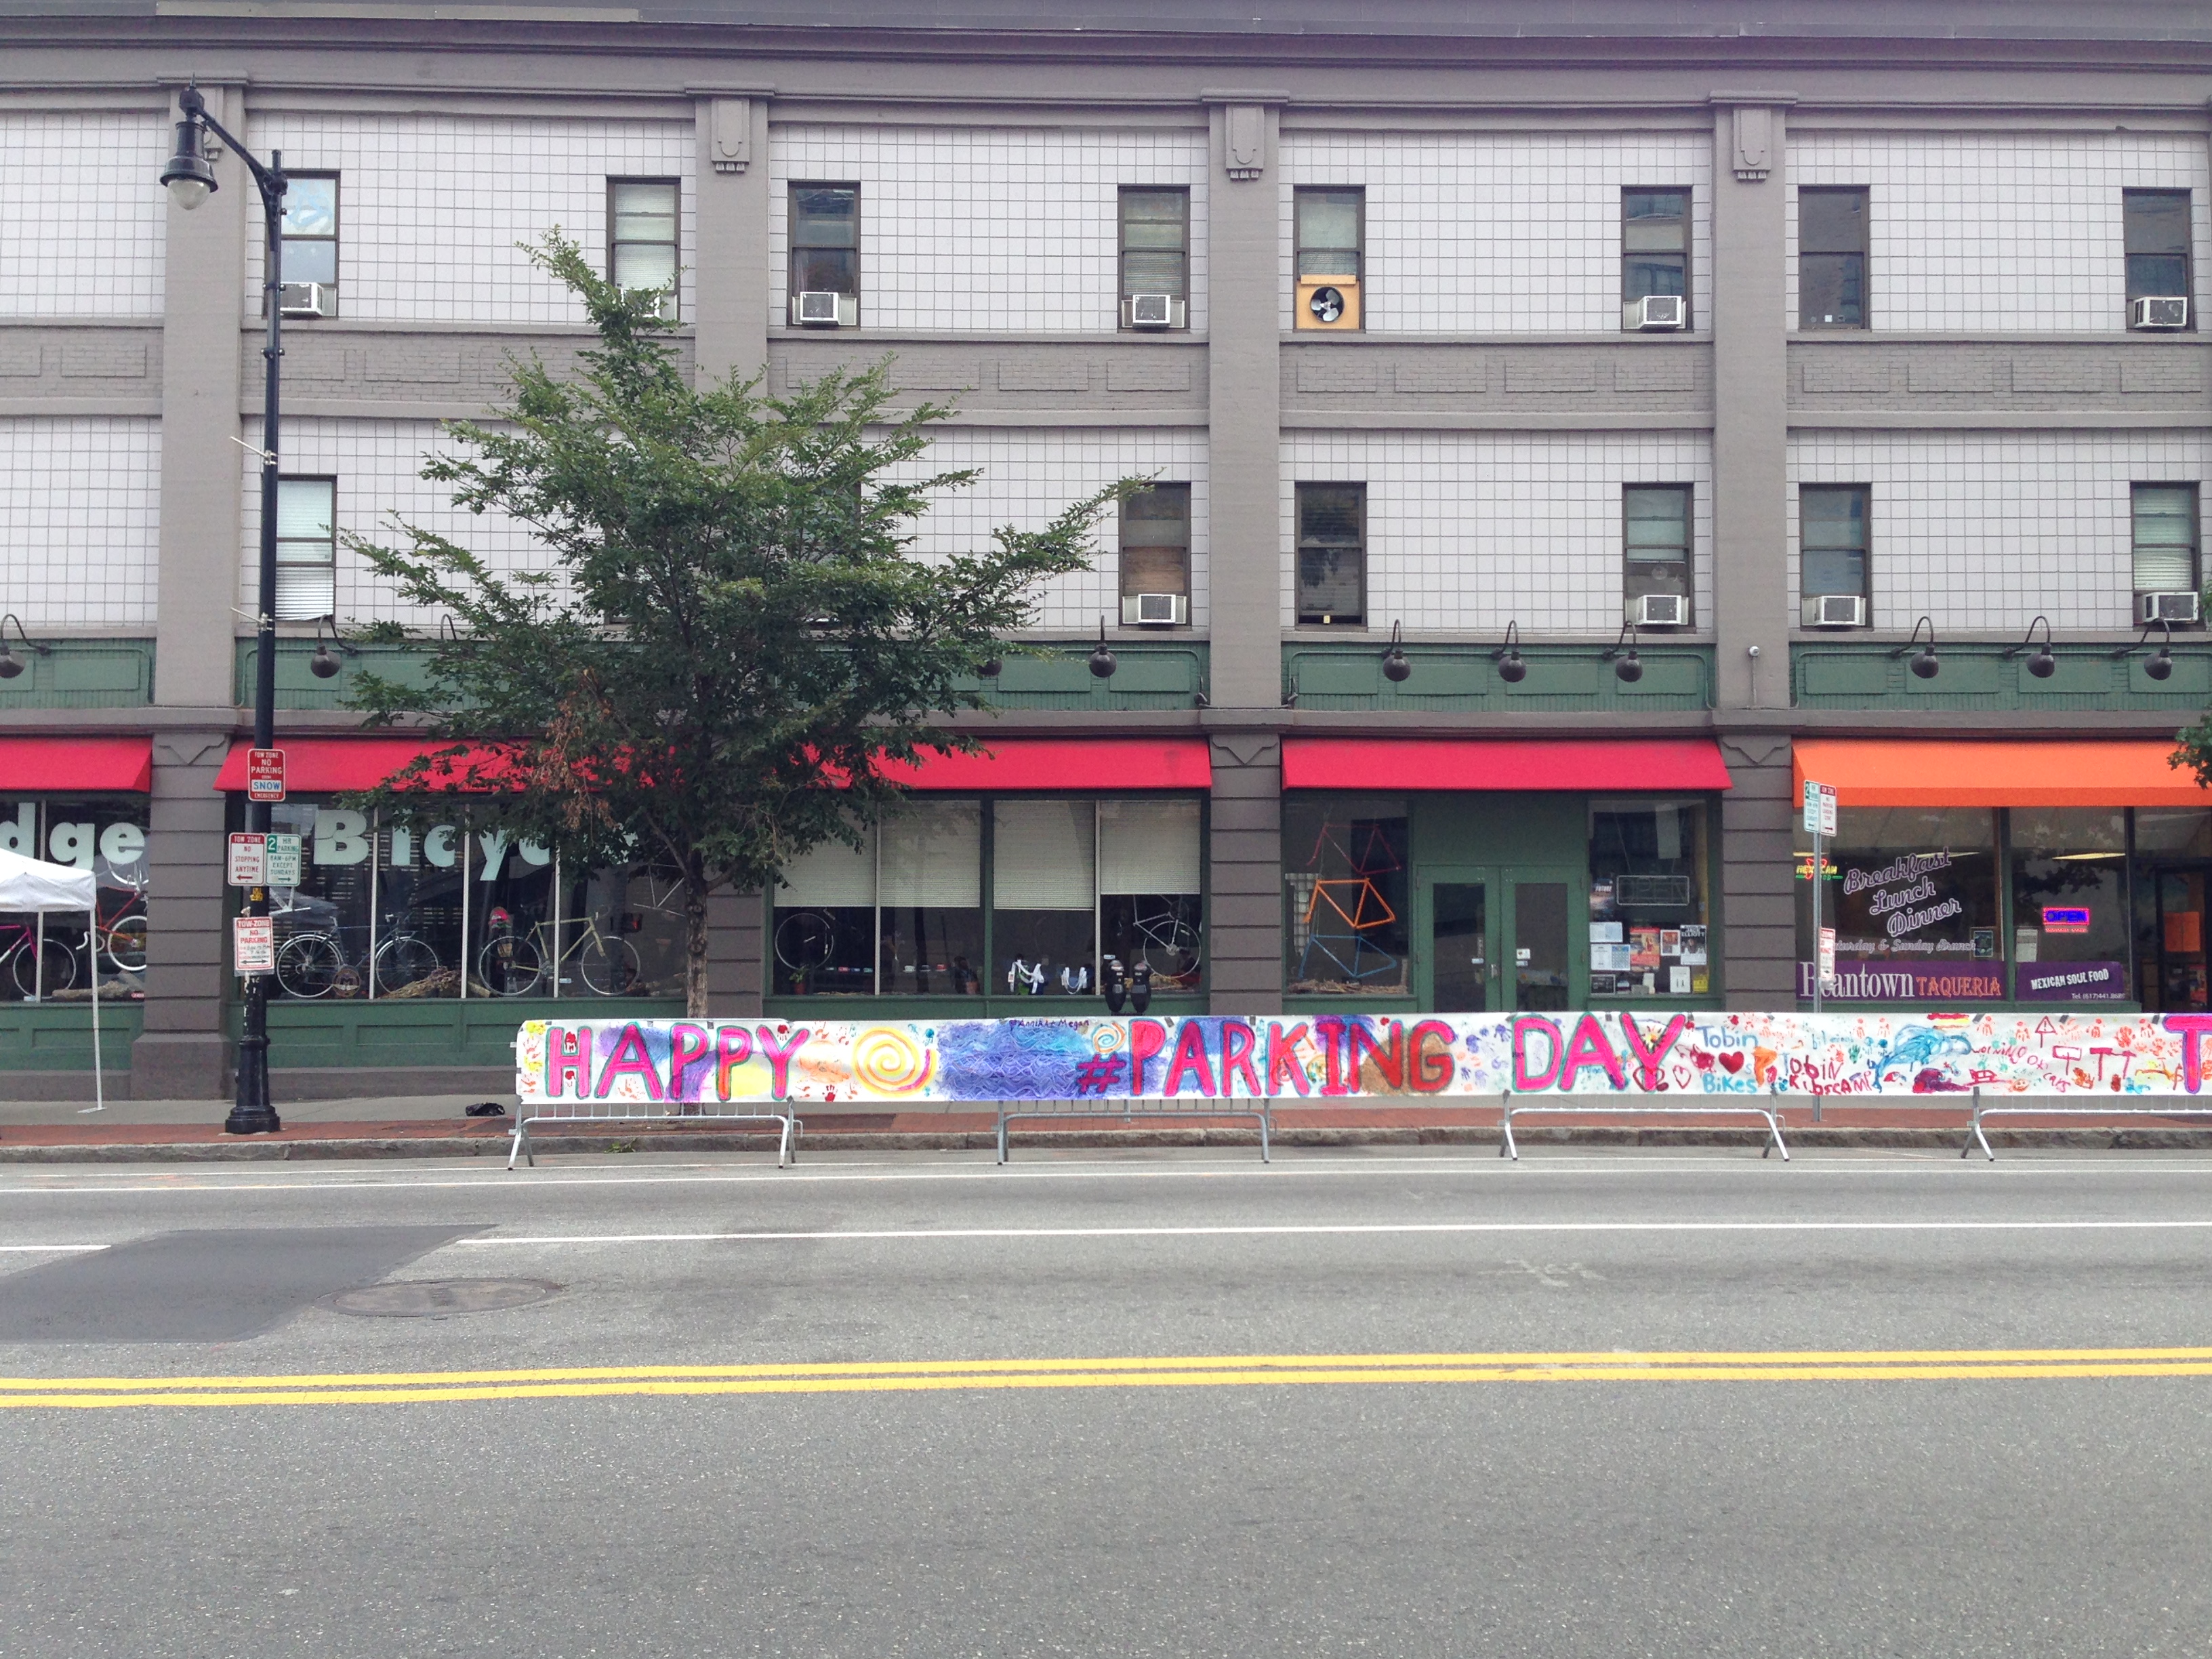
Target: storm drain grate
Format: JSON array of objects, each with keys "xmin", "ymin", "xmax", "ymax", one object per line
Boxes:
[{"xmin": 322, "ymin": 1278, "xmax": 562, "ymax": 1317}]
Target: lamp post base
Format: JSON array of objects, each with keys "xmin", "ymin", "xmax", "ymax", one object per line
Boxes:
[{"xmin": 223, "ymin": 1107, "xmax": 283, "ymax": 1136}]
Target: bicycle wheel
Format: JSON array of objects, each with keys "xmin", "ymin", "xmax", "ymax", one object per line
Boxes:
[
  {"xmin": 373, "ymin": 935, "xmax": 443, "ymax": 996},
  {"xmin": 774, "ymin": 911, "xmax": 836, "ymax": 974},
  {"xmin": 104, "ymin": 915, "xmax": 148, "ymax": 974},
  {"xmin": 11, "ymin": 937, "xmax": 78, "ymax": 999},
  {"xmin": 477, "ymin": 934, "xmax": 544, "ymax": 997},
  {"xmin": 274, "ymin": 934, "xmax": 344, "ymax": 1000},
  {"xmin": 578, "ymin": 934, "xmax": 642, "ymax": 996}
]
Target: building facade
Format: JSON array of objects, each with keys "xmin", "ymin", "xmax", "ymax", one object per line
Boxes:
[{"xmin": 2, "ymin": 1, "xmax": 2209, "ymax": 1098}]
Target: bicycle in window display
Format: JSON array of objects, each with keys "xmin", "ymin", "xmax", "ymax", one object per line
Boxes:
[
  {"xmin": 270, "ymin": 893, "xmax": 444, "ymax": 1000},
  {"xmin": 0, "ymin": 916, "xmax": 81, "ymax": 1000},
  {"xmin": 476, "ymin": 905, "xmax": 642, "ymax": 997}
]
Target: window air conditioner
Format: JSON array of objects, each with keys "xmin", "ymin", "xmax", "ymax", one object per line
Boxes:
[
  {"xmin": 279, "ymin": 282, "xmax": 333, "ymax": 319},
  {"xmin": 1124, "ymin": 294, "xmax": 1184, "ymax": 330},
  {"xmin": 1633, "ymin": 592, "xmax": 1688, "ymax": 628},
  {"xmin": 2131, "ymin": 296, "xmax": 2190, "ymax": 331},
  {"xmin": 1624, "ymin": 293, "xmax": 1686, "ymax": 332},
  {"xmin": 1123, "ymin": 592, "xmax": 1189, "ymax": 627},
  {"xmin": 793, "ymin": 291, "xmax": 857, "ymax": 328},
  {"xmin": 1803, "ymin": 593, "xmax": 1868, "ymax": 629},
  {"xmin": 2139, "ymin": 591, "xmax": 2200, "ymax": 626}
]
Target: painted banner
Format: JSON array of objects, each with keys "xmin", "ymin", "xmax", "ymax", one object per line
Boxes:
[{"xmin": 516, "ymin": 1010, "xmax": 2212, "ymax": 1105}]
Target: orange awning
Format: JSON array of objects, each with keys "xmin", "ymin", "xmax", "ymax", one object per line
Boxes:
[{"xmin": 1793, "ymin": 739, "xmax": 2212, "ymax": 808}]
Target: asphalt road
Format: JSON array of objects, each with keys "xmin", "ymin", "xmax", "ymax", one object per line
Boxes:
[{"xmin": 1, "ymin": 1145, "xmax": 2209, "ymax": 1658}]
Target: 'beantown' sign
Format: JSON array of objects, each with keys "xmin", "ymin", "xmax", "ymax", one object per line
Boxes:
[{"xmin": 516, "ymin": 1011, "xmax": 2212, "ymax": 1104}]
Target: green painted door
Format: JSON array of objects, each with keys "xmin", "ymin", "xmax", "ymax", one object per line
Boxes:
[
  {"xmin": 1502, "ymin": 867, "xmax": 1583, "ymax": 1011},
  {"xmin": 1418, "ymin": 865, "xmax": 1584, "ymax": 1010},
  {"xmin": 1417, "ymin": 867, "xmax": 1498, "ymax": 1010}
]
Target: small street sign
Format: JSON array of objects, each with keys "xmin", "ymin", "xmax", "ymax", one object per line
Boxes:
[
  {"xmin": 226, "ymin": 832, "xmax": 267, "ymax": 887},
  {"xmin": 233, "ymin": 914, "xmax": 275, "ymax": 975},
  {"xmin": 264, "ymin": 832, "xmax": 303, "ymax": 886},
  {"xmin": 1801, "ymin": 779, "xmax": 1837, "ymax": 838},
  {"xmin": 1818, "ymin": 926, "xmax": 1837, "ymax": 987},
  {"xmin": 247, "ymin": 747, "xmax": 286, "ymax": 803}
]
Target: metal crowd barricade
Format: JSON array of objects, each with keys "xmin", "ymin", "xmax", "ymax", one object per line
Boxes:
[
  {"xmin": 1963, "ymin": 1086, "xmax": 2212, "ymax": 1161},
  {"xmin": 997, "ymin": 1097, "xmax": 1273, "ymax": 1164},
  {"xmin": 1500, "ymin": 1090, "xmax": 1789, "ymax": 1162},
  {"xmin": 510, "ymin": 1097, "xmax": 801, "ymax": 1169}
]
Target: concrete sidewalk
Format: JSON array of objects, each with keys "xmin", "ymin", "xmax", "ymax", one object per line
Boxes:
[{"xmin": 1, "ymin": 1090, "xmax": 2211, "ymax": 1160}]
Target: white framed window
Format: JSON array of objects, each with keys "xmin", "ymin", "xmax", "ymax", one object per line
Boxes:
[{"xmin": 273, "ymin": 476, "xmax": 336, "ymax": 621}]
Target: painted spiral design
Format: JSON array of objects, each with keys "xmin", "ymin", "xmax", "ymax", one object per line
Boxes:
[{"xmin": 851, "ymin": 1026, "xmax": 935, "ymax": 1096}]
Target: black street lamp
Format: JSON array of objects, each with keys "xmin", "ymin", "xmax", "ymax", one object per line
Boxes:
[{"xmin": 163, "ymin": 86, "xmax": 287, "ymax": 1135}]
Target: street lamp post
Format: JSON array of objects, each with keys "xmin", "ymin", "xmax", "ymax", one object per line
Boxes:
[{"xmin": 162, "ymin": 87, "xmax": 285, "ymax": 1134}]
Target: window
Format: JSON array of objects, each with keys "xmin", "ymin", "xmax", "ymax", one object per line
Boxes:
[
  {"xmin": 279, "ymin": 175, "xmax": 337, "ymax": 313},
  {"xmin": 1295, "ymin": 483, "xmax": 1365, "ymax": 626},
  {"xmin": 1799, "ymin": 187, "xmax": 1868, "ymax": 329},
  {"xmin": 1795, "ymin": 808, "xmax": 2003, "ymax": 1002},
  {"xmin": 1622, "ymin": 485, "xmax": 1692, "ymax": 626},
  {"xmin": 788, "ymin": 184, "xmax": 859, "ymax": 322},
  {"xmin": 1588, "ymin": 800, "xmax": 1711, "ymax": 998},
  {"xmin": 2010, "ymin": 808, "xmax": 2129, "ymax": 1002},
  {"xmin": 1119, "ymin": 483, "xmax": 1191, "ymax": 622},
  {"xmin": 1119, "ymin": 188, "xmax": 1188, "ymax": 327},
  {"xmin": 0, "ymin": 795, "xmax": 150, "ymax": 1000},
  {"xmin": 1294, "ymin": 186, "xmax": 1363, "ymax": 330},
  {"xmin": 1801, "ymin": 485, "xmax": 1870, "ymax": 617},
  {"xmin": 2133, "ymin": 484, "xmax": 2200, "ymax": 598},
  {"xmin": 274, "ymin": 476, "xmax": 336, "ymax": 622},
  {"xmin": 1622, "ymin": 188, "xmax": 1689, "ymax": 325},
  {"xmin": 609, "ymin": 179, "xmax": 678, "ymax": 319},
  {"xmin": 2124, "ymin": 189, "xmax": 2192, "ymax": 314},
  {"xmin": 1284, "ymin": 797, "xmax": 1408, "ymax": 996}
]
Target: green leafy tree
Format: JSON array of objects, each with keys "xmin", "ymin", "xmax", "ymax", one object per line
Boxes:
[{"xmin": 346, "ymin": 234, "xmax": 1124, "ymax": 1015}]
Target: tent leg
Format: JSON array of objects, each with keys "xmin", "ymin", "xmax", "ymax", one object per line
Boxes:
[{"xmin": 81, "ymin": 901, "xmax": 103, "ymax": 1113}]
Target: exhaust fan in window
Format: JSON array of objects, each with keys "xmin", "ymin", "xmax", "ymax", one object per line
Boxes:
[
  {"xmin": 2139, "ymin": 591, "xmax": 2200, "ymax": 626},
  {"xmin": 793, "ymin": 291, "xmax": 857, "ymax": 328},
  {"xmin": 1803, "ymin": 594, "xmax": 1867, "ymax": 628},
  {"xmin": 2131, "ymin": 296, "xmax": 2190, "ymax": 331},
  {"xmin": 1122, "ymin": 592, "xmax": 1189, "ymax": 627},
  {"xmin": 279, "ymin": 282, "xmax": 333, "ymax": 319},
  {"xmin": 1624, "ymin": 294, "xmax": 1686, "ymax": 331},
  {"xmin": 1633, "ymin": 592, "xmax": 1688, "ymax": 628},
  {"xmin": 1123, "ymin": 294, "xmax": 1184, "ymax": 330}
]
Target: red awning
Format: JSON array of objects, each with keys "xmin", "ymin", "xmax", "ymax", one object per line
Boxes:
[
  {"xmin": 0, "ymin": 736, "xmax": 152, "ymax": 792},
  {"xmin": 874, "ymin": 738, "xmax": 1212, "ymax": 792},
  {"xmin": 1282, "ymin": 738, "xmax": 1732, "ymax": 793},
  {"xmin": 213, "ymin": 737, "xmax": 512, "ymax": 793}
]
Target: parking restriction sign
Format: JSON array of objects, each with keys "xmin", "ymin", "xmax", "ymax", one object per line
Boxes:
[
  {"xmin": 232, "ymin": 915, "xmax": 275, "ymax": 975},
  {"xmin": 247, "ymin": 747, "xmax": 285, "ymax": 802}
]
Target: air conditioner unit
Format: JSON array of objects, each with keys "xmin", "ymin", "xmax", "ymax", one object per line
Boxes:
[
  {"xmin": 1633, "ymin": 592, "xmax": 1688, "ymax": 628},
  {"xmin": 1123, "ymin": 592, "xmax": 1189, "ymax": 627},
  {"xmin": 792, "ymin": 291, "xmax": 857, "ymax": 328},
  {"xmin": 279, "ymin": 282, "xmax": 333, "ymax": 319},
  {"xmin": 1624, "ymin": 293, "xmax": 1686, "ymax": 332},
  {"xmin": 2139, "ymin": 591, "xmax": 2201, "ymax": 626},
  {"xmin": 2131, "ymin": 295, "xmax": 2190, "ymax": 331},
  {"xmin": 1295, "ymin": 275, "xmax": 1361, "ymax": 331},
  {"xmin": 1804, "ymin": 593, "xmax": 1868, "ymax": 629},
  {"xmin": 1124, "ymin": 294, "xmax": 1185, "ymax": 330}
]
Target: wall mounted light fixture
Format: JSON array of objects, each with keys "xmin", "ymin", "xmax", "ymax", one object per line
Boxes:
[
  {"xmin": 1087, "ymin": 616, "xmax": 1118, "ymax": 680},
  {"xmin": 1893, "ymin": 615, "xmax": 1940, "ymax": 680},
  {"xmin": 1492, "ymin": 620, "xmax": 1527, "ymax": 684},
  {"xmin": 2001, "ymin": 614, "xmax": 2057, "ymax": 680},
  {"xmin": 308, "ymin": 615, "xmax": 361, "ymax": 680},
  {"xmin": 1380, "ymin": 620, "xmax": 1412, "ymax": 684},
  {"xmin": 0, "ymin": 614, "xmax": 52, "ymax": 682},
  {"xmin": 2110, "ymin": 618, "xmax": 2176, "ymax": 682},
  {"xmin": 1601, "ymin": 621, "xmax": 1643, "ymax": 684}
]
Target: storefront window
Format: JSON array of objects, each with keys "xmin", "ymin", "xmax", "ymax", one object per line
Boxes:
[
  {"xmin": 771, "ymin": 796, "xmax": 1204, "ymax": 999},
  {"xmin": 1284, "ymin": 796, "xmax": 1409, "ymax": 995},
  {"xmin": 2134, "ymin": 808, "xmax": 2212, "ymax": 1012},
  {"xmin": 0, "ymin": 796, "xmax": 149, "ymax": 1002},
  {"xmin": 2009, "ymin": 808, "xmax": 2128, "ymax": 1002},
  {"xmin": 1797, "ymin": 806, "xmax": 2003, "ymax": 1002},
  {"xmin": 1588, "ymin": 798, "xmax": 1711, "ymax": 998},
  {"xmin": 248, "ymin": 796, "xmax": 680, "ymax": 1000}
]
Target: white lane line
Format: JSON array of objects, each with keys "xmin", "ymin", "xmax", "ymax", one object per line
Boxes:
[
  {"xmin": 0, "ymin": 1244, "xmax": 106, "ymax": 1252},
  {"xmin": 455, "ymin": 1219, "xmax": 2212, "ymax": 1246}
]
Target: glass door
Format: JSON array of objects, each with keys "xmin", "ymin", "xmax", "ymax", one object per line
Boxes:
[
  {"xmin": 1504, "ymin": 868, "xmax": 1581, "ymax": 1012},
  {"xmin": 1420, "ymin": 869, "xmax": 1494, "ymax": 1011}
]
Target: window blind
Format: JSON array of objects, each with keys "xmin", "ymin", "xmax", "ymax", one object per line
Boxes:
[
  {"xmin": 1099, "ymin": 798, "xmax": 1201, "ymax": 895},
  {"xmin": 778, "ymin": 830, "xmax": 874, "ymax": 907},
  {"xmin": 993, "ymin": 800, "xmax": 1096, "ymax": 910},
  {"xmin": 880, "ymin": 800, "xmax": 982, "ymax": 908}
]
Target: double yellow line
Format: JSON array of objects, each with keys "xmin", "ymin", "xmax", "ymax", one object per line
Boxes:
[{"xmin": 3, "ymin": 1347, "xmax": 2211, "ymax": 1407}]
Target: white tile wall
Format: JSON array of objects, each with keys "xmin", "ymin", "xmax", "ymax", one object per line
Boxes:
[
  {"xmin": 1278, "ymin": 131, "xmax": 1713, "ymax": 333},
  {"xmin": 0, "ymin": 417, "xmax": 160, "ymax": 626},
  {"xmin": 1788, "ymin": 429, "xmax": 2210, "ymax": 632},
  {"xmin": 0, "ymin": 113, "xmax": 167, "ymax": 318},
  {"xmin": 243, "ymin": 114, "xmax": 694, "ymax": 325},
  {"xmin": 883, "ymin": 428, "xmax": 1210, "ymax": 630},
  {"xmin": 769, "ymin": 125, "xmax": 1210, "ymax": 333},
  {"xmin": 241, "ymin": 418, "xmax": 549, "ymax": 626},
  {"xmin": 1283, "ymin": 430, "xmax": 1713, "ymax": 633},
  {"xmin": 1786, "ymin": 129, "xmax": 2211, "ymax": 332}
]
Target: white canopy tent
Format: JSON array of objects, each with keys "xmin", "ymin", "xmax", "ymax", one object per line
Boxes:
[{"xmin": 0, "ymin": 845, "xmax": 104, "ymax": 1111}]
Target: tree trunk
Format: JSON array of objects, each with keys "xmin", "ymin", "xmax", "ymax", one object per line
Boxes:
[{"xmin": 683, "ymin": 866, "xmax": 712, "ymax": 1019}]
